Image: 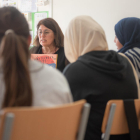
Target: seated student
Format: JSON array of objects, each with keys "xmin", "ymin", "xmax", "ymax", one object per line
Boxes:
[
  {"xmin": 0, "ymin": 7, "xmax": 72, "ymax": 109},
  {"xmin": 63, "ymin": 15, "xmax": 139, "ymax": 140},
  {"xmin": 114, "ymin": 17, "xmax": 140, "ymax": 85},
  {"xmin": 30, "ymin": 18, "xmax": 69, "ymax": 72}
]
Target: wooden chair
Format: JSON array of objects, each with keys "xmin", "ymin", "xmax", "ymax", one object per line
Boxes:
[
  {"xmin": 101, "ymin": 99, "xmax": 140, "ymax": 140},
  {"xmin": 0, "ymin": 99, "xmax": 90, "ymax": 140}
]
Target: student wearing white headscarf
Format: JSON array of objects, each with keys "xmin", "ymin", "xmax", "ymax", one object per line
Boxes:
[{"xmin": 63, "ymin": 16, "xmax": 139, "ymax": 140}]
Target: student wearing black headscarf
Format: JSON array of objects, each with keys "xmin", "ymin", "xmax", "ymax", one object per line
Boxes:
[{"xmin": 114, "ymin": 17, "xmax": 140, "ymax": 84}]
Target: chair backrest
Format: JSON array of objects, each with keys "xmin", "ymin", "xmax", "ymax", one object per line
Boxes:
[
  {"xmin": 119, "ymin": 53, "xmax": 140, "ymax": 98},
  {"xmin": 101, "ymin": 99, "xmax": 140, "ymax": 140},
  {"xmin": 0, "ymin": 100, "xmax": 90, "ymax": 140}
]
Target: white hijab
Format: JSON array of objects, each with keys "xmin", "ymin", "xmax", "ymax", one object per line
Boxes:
[{"xmin": 64, "ymin": 15, "xmax": 108, "ymax": 63}]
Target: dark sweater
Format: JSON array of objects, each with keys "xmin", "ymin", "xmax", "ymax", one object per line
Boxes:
[
  {"xmin": 63, "ymin": 50, "xmax": 138, "ymax": 140},
  {"xmin": 30, "ymin": 46, "xmax": 68, "ymax": 72}
]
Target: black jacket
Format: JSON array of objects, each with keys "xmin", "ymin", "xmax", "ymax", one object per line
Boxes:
[{"xmin": 63, "ymin": 50, "xmax": 138, "ymax": 140}]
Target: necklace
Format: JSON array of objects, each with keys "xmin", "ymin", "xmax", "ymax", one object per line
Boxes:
[{"xmin": 42, "ymin": 47, "xmax": 59, "ymax": 54}]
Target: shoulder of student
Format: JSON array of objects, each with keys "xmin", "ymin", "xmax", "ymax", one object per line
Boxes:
[
  {"xmin": 29, "ymin": 46, "xmax": 39, "ymax": 53},
  {"xmin": 29, "ymin": 60, "xmax": 73, "ymax": 103}
]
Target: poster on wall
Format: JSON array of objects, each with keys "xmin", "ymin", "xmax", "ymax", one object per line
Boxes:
[
  {"xmin": 20, "ymin": 0, "xmax": 37, "ymax": 12},
  {"xmin": 1, "ymin": 0, "xmax": 18, "ymax": 8},
  {"xmin": 32, "ymin": 11, "xmax": 48, "ymax": 38}
]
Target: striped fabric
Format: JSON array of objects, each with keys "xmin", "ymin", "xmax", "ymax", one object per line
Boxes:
[{"xmin": 125, "ymin": 47, "xmax": 140, "ymax": 83}]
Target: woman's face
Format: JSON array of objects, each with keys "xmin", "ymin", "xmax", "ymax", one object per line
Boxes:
[
  {"xmin": 38, "ymin": 24, "xmax": 55, "ymax": 47},
  {"xmin": 114, "ymin": 36, "xmax": 123, "ymax": 50}
]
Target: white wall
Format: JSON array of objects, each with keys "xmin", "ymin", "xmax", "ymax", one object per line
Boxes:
[
  {"xmin": 0, "ymin": 0, "xmax": 140, "ymax": 50},
  {"xmin": 53, "ymin": 0, "xmax": 140, "ymax": 51}
]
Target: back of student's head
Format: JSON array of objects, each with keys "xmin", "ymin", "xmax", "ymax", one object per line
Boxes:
[
  {"xmin": 64, "ymin": 15, "xmax": 108, "ymax": 63},
  {"xmin": 0, "ymin": 7, "xmax": 32, "ymax": 108}
]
